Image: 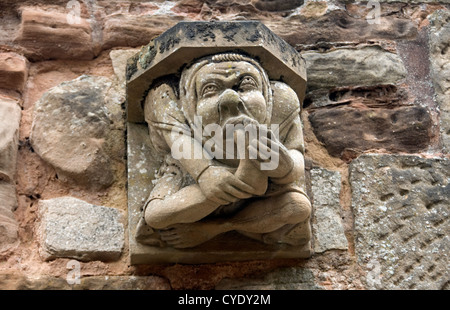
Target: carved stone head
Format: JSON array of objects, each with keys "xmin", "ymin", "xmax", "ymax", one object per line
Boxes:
[{"xmin": 180, "ymin": 53, "xmax": 272, "ymax": 129}]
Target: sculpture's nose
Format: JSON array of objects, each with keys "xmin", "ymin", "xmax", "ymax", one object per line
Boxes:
[{"xmin": 218, "ymin": 89, "xmax": 243, "ymax": 122}]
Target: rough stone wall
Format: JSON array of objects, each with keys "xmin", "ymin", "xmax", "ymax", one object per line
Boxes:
[{"xmin": 0, "ymin": 0, "xmax": 448, "ymax": 290}]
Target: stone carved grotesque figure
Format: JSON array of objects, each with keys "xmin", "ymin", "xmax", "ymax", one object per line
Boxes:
[{"xmin": 135, "ymin": 52, "xmax": 312, "ymax": 250}]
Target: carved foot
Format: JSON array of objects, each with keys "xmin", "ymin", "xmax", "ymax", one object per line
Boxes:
[{"xmin": 158, "ymin": 222, "xmax": 224, "ymax": 248}]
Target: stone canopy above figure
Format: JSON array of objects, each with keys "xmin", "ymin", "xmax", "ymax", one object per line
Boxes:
[
  {"xmin": 126, "ymin": 21, "xmax": 307, "ymax": 123},
  {"xmin": 126, "ymin": 21, "xmax": 311, "ymax": 264}
]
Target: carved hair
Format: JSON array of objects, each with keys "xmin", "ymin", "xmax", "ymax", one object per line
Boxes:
[
  {"xmin": 211, "ymin": 53, "xmax": 247, "ymax": 62},
  {"xmin": 179, "ymin": 52, "xmax": 273, "ymax": 128}
]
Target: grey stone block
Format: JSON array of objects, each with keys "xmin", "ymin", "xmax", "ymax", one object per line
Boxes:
[
  {"xmin": 350, "ymin": 154, "xmax": 449, "ymax": 290},
  {"xmin": 215, "ymin": 267, "xmax": 324, "ymax": 290},
  {"xmin": 311, "ymin": 167, "xmax": 348, "ymax": 253},
  {"xmin": 38, "ymin": 196, "xmax": 124, "ymax": 261}
]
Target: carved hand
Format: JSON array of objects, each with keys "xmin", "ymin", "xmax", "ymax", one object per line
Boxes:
[
  {"xmin": 197, "ymin": 166, "xmax": 257, "ymax": 205},
  {"xmin": 248, "ymin": 130, "xmax": 295, "ymax": 180}
]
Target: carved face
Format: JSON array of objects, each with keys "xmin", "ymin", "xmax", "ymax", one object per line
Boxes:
[{"xmin": 194, "ymin": 61, "xmax": 267, "ymax": 127}]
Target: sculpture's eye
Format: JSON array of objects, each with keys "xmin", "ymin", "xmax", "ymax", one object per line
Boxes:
[
  {"xmin": 239, "ymin": 76, "xmax": 258, "ymax": 91},
  {"xmin": 201, "ymin": 83, "xmax": 219, "ymax": 97}
]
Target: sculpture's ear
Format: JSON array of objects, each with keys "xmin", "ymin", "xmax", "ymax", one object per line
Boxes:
[
  {"xmin": 144, "ymin": 79, "xmax": 182, "ymax": 125},
  {"xmin": 143, "ymin": 79, "xmax": 185, "ymax": 155},
  {"xmin": 270, "ymin": 81, "xmax": 305, "ymax": 153},
  {"xmin": 270, "ymin": 81, "xmax": 301, "ymax": 126}
]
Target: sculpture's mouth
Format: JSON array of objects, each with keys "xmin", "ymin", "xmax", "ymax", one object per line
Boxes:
[
  {"xmin": 221, "ymin": 115, "xmax": 259, "ymax": 131},
  {"xmin": 218, "ymin": 95, "xmax": 256, "ymax": 128}
]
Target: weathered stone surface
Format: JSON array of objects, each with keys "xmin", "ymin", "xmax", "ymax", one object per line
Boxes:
[
  {"xmin": 110, "ymin": 49, "xmax": 140, "ymax": 88},
  {"xmin": 302, "ymin": 46, "xmax": 407, "ymax": 92},
  {"xmin": 365, "ymin": 0, "xmax": 448, "ymax": 2},
  {"xmin": 0, "ymin": 52, "xmax": 29, "ymax": 93},
  {"xmin": 0, "ymin": 182, "xmax": 19, "ymax": 253},
  {"xmin": 305, "ymin": 84, "xmax": 408, "ymax": 109},
  {"xmin": 428, "ymin": 10, "xmax": 450, "ymax": 152},
  {"xmin": 0, "ymin": 273, "xmax": 171, "ymax": 290},
  {"xmin": 77, "ymin": 275, "xmax": 171, "ymax": 290},
  {"xmin": 127, "ymin": 122, "xmax": 163, "ymax": 260},
  {"xmin": 0, "ymin": 98, "xmax": 21, "ymax": 254},
  {"xmin": 38, "ymin": 196, "xmax": 124, "ymax": 261},
  {"xmin": 0, "ymin": 98, "xmax": 21, "ymax": 182},
  {"xmin": 273, "ymin": 9, "xmax": 417, "ymax": 48},
  {"xmin": 255, "ymin": 0, "xmax": 304, "ymax": 11},
  {"xmin": 396, "ymin": 28, "xmax": 437, "ymax": 138},
  {"xmin": 297, "ymin": 0, "xmax": 328, "ymax": 18},
  {"xmin": 102, "ymin": 15, "xmax": 181, "ymax": 51},
  {"xmin": 309, "ymin": 106, "xmax": 433, "ymax": 158},
  {"xmin": 0, "ymin": 182, "xmax": 17, "ymax": 213},
  {"xmin": 310, "ymin": 168, "xmax": 348, "ymax": 253},
  {"xmin": 14, "ymin": 7, "xmax": 95, "ymax": 61},
  {"xmin": 30, "ymin": 75, "xmax": 124, "ymax": 189},
  {"xmin": 216, "ymin": 267, "xmax": 324, "ymax": 290},
  {"xmin": 350, "ymin": 154, "xmax": 449, "ymax": 290},
  {"xmin": 0, "ymin": 274, "xmax": 71, "ymax": 290}
]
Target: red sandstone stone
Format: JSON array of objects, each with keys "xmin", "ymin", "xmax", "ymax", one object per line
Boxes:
[
  {"xmin": 308, "ymin": 105, "xmax": 433, "ymax": 159},
  {"xmin": 14, "ymin": 7, "xmax": 95, "ymax": 61},
  {"xmin": 0, "ymin": 52, "xmax": 29, "ymax": 93}
]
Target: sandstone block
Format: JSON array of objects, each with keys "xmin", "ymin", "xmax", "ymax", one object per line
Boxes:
[
  {"xmin": 102, "ymin": 15, "xmax": 180, "ymax": 51},
  {"xmin": 255, "ymin": 0, "xmax": 304, "ymax": 11},
  {"xmin": 310, "ymin": 168, "xmax": 348, "ymax": 253},
  {"xmin": 30, "ymin": 75, "xmax": 124, "ymax": 189},
  {"xmin": 77, "ymin": 275, "xmax": 171, "ymax": 290},
  {"xmin": 0, "ymin": 52, "xmax": 29, "ymax": 93},
  {"xmin": 15, "ymin": 7, "xmax": 95, "ymax": 61},
  {"xmin": 38, "ymin": 196, "xmax": 124, "ymax": 261},
  {"xmin": 273, "ymin": 9, "xmax": 417, "ymax": 48},
  {"xmin": 110, "ymin": 49, "xmax": 141, "ymax": 88},
  {"xmin": 374, "ymin": 0, "xmax": 447, "ymax": 2},
  {"xmin": 302, "ymin": 46, "xmax": 407, "ymax": 92},
  {"xmin": 0, "ymin": 182, "xmax": 19, "ymax": 253},
  {"xmin": 0, "ymin": 182, "xmax": 17, "ymax": 213},
  {"xmin": 127, "ymin": 122, "xmax": 163, "ymax": 233},
  {"xmin": 0, "ymin": 273, "xmax": 170, "ymax": 290},
  {"xmin": 0, "ymin": 98, "xmax": 20, "ymax": 253},
  {"xmin": 0, "ymin": 98, "xmax": 21, "ymax": 182},
  {"xmin": 428, "ymin": 10, "xmax": 450, "ymax": 152},
  {"xmin": 216, "ymin": 267, "xmax": 324, "ymax": 290},
  {"xmin": 350, "ymin": 154, "xmax": 449, "ymax": 290},
  {"xmin": 309, "ymin": 106, "xmax": 432, "ymax": 158}
]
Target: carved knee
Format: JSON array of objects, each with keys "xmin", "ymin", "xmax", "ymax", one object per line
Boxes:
[
  {"xmin": 144, "ymin": 199, "xmax": 167, "ymax": 229},
  {"xmin": 282, "ymin": 192, "xmax": 312, "ymax": 224}
]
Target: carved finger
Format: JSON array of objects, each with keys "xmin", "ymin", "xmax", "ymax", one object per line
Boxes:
[
  {"xmin": 160, "ymin": 233, "xmax": 180, "ymax": 242},
  {"xmin": 159, "ymin": 230, "xmax": 180, "ymax": 241},
  {"xmin": 165, "ymin": 239, "xmax": 182, "ymax": 246},
  {"xmin": 159, "ymin": 228, "xmax": 177, "ymax": 235},
  {"xmin": 248, "ymin": 139, "xmax": 259, "ymax": 159},
  {"xmin": 250, "ymin": 141, "xmax": 272, "ymax": 162},
  {"xmin": 159, "ymin": 227, "xmax": 177, "ymax": 234},
  {"xmin": 229, "ymin": 176, "xmax": 258, "ymax": 194},
  {"xmin": 206, "ymin": 196, "xmax": 230, "ymax": 205},
  {"xmin": 224, "ymin": 184, "xmax": 253, "ymax": 199},
  {"xmin": 216, "ymin": 191, "xmax": 239, "ymax": 204}
]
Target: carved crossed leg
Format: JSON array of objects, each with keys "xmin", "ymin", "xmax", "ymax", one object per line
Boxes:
[
  {"xmin": 145, "ymin": 135, "xmax": 311, "ymax": 248},
  {"xmin": 158, "ymin": 190, "xmax": 311, "ymax": 248}
]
